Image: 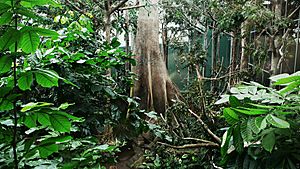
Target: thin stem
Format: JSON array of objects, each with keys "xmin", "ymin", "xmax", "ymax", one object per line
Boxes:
[{"xmin": 12, "ymin": 0, "xmax": 19, "ymax": 168}]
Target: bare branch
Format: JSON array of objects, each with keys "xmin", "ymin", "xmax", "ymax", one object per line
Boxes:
[
  {"xmin": 188, "ymin": 109, "xmax": 221, "ymax": 144},
  {"xmin": 110, "ymin": 0, "xmax": 129, "ymax": 15},
  {"xmin": 65, "ymin": 0, "xmax": 85, "ymax": 14},
  {"xmin": 119, "ymin": 4, "xmax": 146, "ymax": 10}
]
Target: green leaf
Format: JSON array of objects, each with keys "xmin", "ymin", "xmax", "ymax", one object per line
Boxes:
[
  {"xmin": 0, "ymin": 28, "xmax": 21, "ymax": 51},
  {"xmin": 32, "ymin": 27, "xmax": 59, "ymax": 39},
  {"xmin": 21, "ymin": 102, "xmax": 53, "ymax": 112},
  {"xmin": 0, "ymin": 12, "xmax": 12, "ymax": 25},
  {"xmin": 16, "ymin": 7, "xmax": 40, "ymax": 19},
  {"xmin": 20, "ymin": 30, "xmax": 40, "ymax": 53},
  {"xmin": 255, "ymin": 117, "xmax": 267, "ymax": 130},
  {"xmin": 233, "ymin": 126, "xmax": 244, "ymax": 153},
  {"xmin": 0, "ymin": 99, "xmax": 13, "ymax": 111},
  {"xmin": 37, "ymin": 113, "xmax": 51, "ymax": 126},
  {"xmin": 58, "ymin": 103, "xmax": 75, "ymax": 110},
  {"xmin": 223, "ymin": 108, "xmax": 239, "ymax": 124},
  {"xmin": 21, "ymin": 0, "xmax": 61, "ymax": 7},
  {"xmin": 34, "ymin": 70, "xmax": 59, "ymax": 88},
  {"xmin": 248, "ymin": 103, "xmax": 274, "ymax": 109},
  {"xmin": 0, "ymin": 56, "xmax": 12, "ymax": 74},
  {"xmin": 262, "ymin": 132, "xmax": 275, "ymax": 152},
  {"xmin": 110, "ymin": 37, "xmax": 121, "ymax": 48},
  {"xmin": 232, "ymin": 108, "xmax": 268, "ymax": 115},
  {"xmin": 266, "ymin": 114, "xmax": 290, "ymax": 128},
  {"xmin": 221, "ymin": 127, "xmax": 233, "ymax": 157},
  {"xmin": 273, "ymin": 75, "xmax": 300, "ymax": 85},
  {"xmin": 38, "ymin": 144, "xmax": 58, "ymax": 158},
  {"xmin": 51, "ymin": 110, "xmax": 82, "ymax": 122},
  {"xmin": 0, "ymin": 87, "xmax": 13, "ymax": 97},
  {"xmin": 24, "ymin": 113, "xmax": 37, "ymax": 128},
  {"xmin": 40, "ymin": 135, "xmax": 72, "ymax": 145},
  {"xmin": 0, "ymin": 3, "xmax": 11, "ymax": 13},
  {"xmin": 18, "ymin": 72, "xmax": 33, "ymax": 91},
  {"xmin": 49, "ymin": 114, "xmax": 71, "ymax": 132},
  {"xmin": 249, "ymin": 118, "xmax": 260, "ymax": 134},
  {"xmin": 229, "ymin": 96, "xmax": 241, "ymax": 108},
  {"xmin": 279, "ymin": 80, "xmax": 300, "ymax": 94},
  {"xmin": 240, "ymin": 119, "xmax": 253, "ymax": 142}
]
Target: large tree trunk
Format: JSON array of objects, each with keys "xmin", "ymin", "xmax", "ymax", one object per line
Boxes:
[{"xmin": 133, "ymin": 0, "xmax": 180, "ymax": 114}]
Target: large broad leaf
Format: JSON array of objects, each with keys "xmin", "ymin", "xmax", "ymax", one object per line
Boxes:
[
  {"xmin": 49, "ymin": 114, "xmax": 71, "ymax": 132},
  {"xmin": 0, "ymin": 12, "xmax": 12, "ymax": 25},
  {"xmin": 233, "ymin": 126, "xmax": 244, "ymax": 153},
  {"xmin": 266, "ymin": 114, "xmax": 290, "ymax": 128},
  {"xmin": 38, "ymin": 144, "xmax": 58, "ymax": 158},
  {"xmin": 0, "ymin": 99, "xmax": 13, "ymax": 111},
  {"xmin": 32, "ymin": 27, "xmax": 59, "ymax": 39},
  {"xmin": 255, "ymin": 117, "xmax": 267, "ymax": 130},
  {"xmin": 273, "ymin": 75, "xmax": 300, "ymax": 85},
  {"xmin": 249, "ymin": 118, "xmax": 260, "ymax": 134},
  {"xmin": 279, "ymin": 80, "xmax": 300, "ymax": 95},
  {"xmin": 262, "ymin": 132, "xmax": 275, "ymax": 152},
  {"xmin": 0, "ymin": 56, "xmax": 12, "ymax": 74},
  {"xmin": 37, "ymin": 113, "xmax": 51, "ymax": 126},
  {"xmin": 20, "ymin": 30, "xmax": 40, "ymax": 53},
  {"xmin": 0, "ymin": 3, "xmax": 11, "ymax": 13},
  {"xmin": 0, "ymin": 28, "xmax": 21, "ymax": 51},
  {"xmin": 21, "ymin": 0, "xmax": 61, "ymax": 8},
  {"xmin": 18, "ymin": 72, "xmax": 33, "ymax": 91},
  {"xmin": 229, "ymin": 96, "xmax": 241, "ymax": 108},
  {"xmin": 24, "ymin": 113, "xmax": 37, "ymax": 128},
  {"xmin": 240, "ymin": 119, "xmax": 253, "ymax": 142},
  {"xmin": 16, "ymin": 8, "xmax": 40, "ymax": 19},
  {"xmin": 34, "ymin": 70, "xmax": 59, "ymax": 88},
  {"xmin": 232, "ymin": 108, "xmax": 268, "ymax": 115},
  {"xmin": 223, "ymin": 108, "xmax": 239, "ymax": 124},
  {"xmin": 0, "ymin": 87, "xmax": 13, "ymax": 97}
]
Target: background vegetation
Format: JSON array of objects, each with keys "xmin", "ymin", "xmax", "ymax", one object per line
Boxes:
[{"xmin": 0, "ymin": 0, "xmax": 300, "ymax": 169}]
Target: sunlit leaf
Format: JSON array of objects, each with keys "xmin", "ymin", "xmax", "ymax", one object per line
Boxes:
[
  {"xmin": 266, "ymin": 114, "xmax": 290, "ymax": 128},
  {"xmin": 20, "ymin": 30, "xmax": 40, "ymax": 53}
]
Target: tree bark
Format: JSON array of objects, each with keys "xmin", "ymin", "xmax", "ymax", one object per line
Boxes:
[
  {"xmin": 240, "ymin": 21, "xmax": 249, "ymax": 70},
  {"xmin": 133, "ymin": 0, "xmax": 180, "ymax": 114},
  {"xmin": 104, "ymin": 0, "xmax": 112, "ymax": 42},
  {"xmin": 270, "ymin": 0, "xmax": 282, "ymax": 75}
]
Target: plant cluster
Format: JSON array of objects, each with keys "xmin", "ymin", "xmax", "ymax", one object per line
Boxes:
[{"xmin": 219, "ymin": 72, "xmax": 300, "ymax": 168}]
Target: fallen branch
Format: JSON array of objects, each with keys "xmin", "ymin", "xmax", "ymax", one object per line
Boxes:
[
  {"xmin": 183, "ymin": 137, "xmax": 215, "ymax": 144},
  {"xmin": 158, "ymin": 142, "xmax": 219, "ymax": 149},
  {"xmin": 188, "ymin": 109, "xmax": 221, "ymax": 144}
]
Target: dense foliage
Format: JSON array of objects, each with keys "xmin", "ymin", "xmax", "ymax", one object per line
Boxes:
[{"xmin": 1, "ymin": 0, "xmax": 300, "ymax": 168}]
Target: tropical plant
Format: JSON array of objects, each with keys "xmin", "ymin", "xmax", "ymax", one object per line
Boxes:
[
  {"xmin": 218, "ymin": 72, "xmax": 300, "ymax": 168},
  {"xmin": 0, "ymin": 0, "xmax": 86, "ymax": 168}
]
